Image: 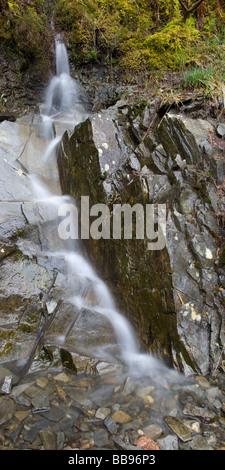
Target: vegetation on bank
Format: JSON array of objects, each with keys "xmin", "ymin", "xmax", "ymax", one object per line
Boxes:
[
  {"xmin": 53, "ymin": 1, "xmax": 225, "ymax": 77},
  {"xmin": 0, "ymin": 0, "xmax": 52, "ymax": 60},
  {"xmin": 0, "ymin": 1, "xmax": 224, "ymax": 96}
]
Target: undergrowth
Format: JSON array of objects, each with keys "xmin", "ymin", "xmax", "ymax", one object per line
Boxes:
[{"xmin": 53, "ymin": 0, "xmax": 225, "ymax": 79}]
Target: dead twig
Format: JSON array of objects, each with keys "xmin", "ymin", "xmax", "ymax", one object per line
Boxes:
[{"xmin": 212, "ymin": 343, "xmax": 225, "ymax": 376}]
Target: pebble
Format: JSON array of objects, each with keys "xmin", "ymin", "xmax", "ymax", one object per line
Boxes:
[
  {"xmin": 56, "ymin": 431, "xmax": 65, "ymax": 450},
  {"xmin": 36, "ymin": 378, "xmax": 49, "ymax": 389},
  {"xmin": 189, "ymin": 435, "xmax": 214, "ymax": 450},
  {"xmin": 93, "ymin": 430, "xmax": 109, "ymax": 447},
  {"xmin": 31, "ymin": 395, "xmax": 50, "ymax": 413},
  {"xmin": 217, "ymin": 123, "xmax": 225, "ymax": 137},
  {"xmin": 183, "ymin": 403, "xmax": 215, "ymax": 421},
  {"xmin": 111, "ymin": 410, "xmax": 132, "ymax": 424},
  {"xmin": 143, "ymin": 424, "xmax": 163, "ymax": 440},
  {"xmin": 219, "ymin": 416, "xmax": 225, "ymax": 426},
  {"xmin": 55, "ymin": 383, "xmax": 67, "ymax": 403},
  {"xmin": 0, "ymin": 367, "xmax": 224, "ymax": 451},
  {"xmin": 144, "ymin": 395, "xmax": 155, "ymax": 405},
  {"xmin": 39, "ymin": 429, "xmax": 57, "ymax": 450},
  {"xmin": 14, "ymin": 411, "xmax": 30, "ymax": 422},
  {"xmin": 113, "ymin": 436, "xmax": 139, "ymax": 450},
  {"xmin": 95, "ymin": 407, "xmax": 111, "ymax": 420},
  {"xmin": 74, "ymin": 378, "xmax": 94, "ymax": 388},
  {"xmin": 205, "ymin": 387, "xmax": 220, "ymax": 403},
  {"xmin": 0, "ymin": 396, "xmax": 15, "ymax": 425},
  {"xmin": 195, "ymin": 376, "xmax": 210, "ymax": 388},
  {"xmin": 1, "ymin": 376, "xmax": 12, "ymax": 394},
  {"xmin": 183, "ymin": 419, "xmax": 201, "ymax": 433},
  {"xmin": 104, "ymin": 416, "xmax": 117, "ymax": 434},
  {"xmin": 136, "ymin": 386, "xmax": 155, "ymax": 399},
  {"xmin": 134, "ymin": 436, "xmax": 160, "ymax": 450},
  {"xmin": 157, "ymin": 435, "xmax": 179, "ymax": 450},
  {"xmin": 80, "ymin": 438, "xmax": 94, "ymax": 449},
  {"xmin": 24, "ymin": 385, "xmax": 42, "ymax": 399},
  {"xmin": 164, "ymin": 416, "xmax": 192, "ymax": 442},
  {"xmin": 54, "ymin": 373, "xmax": 70, "ymax": 384}
]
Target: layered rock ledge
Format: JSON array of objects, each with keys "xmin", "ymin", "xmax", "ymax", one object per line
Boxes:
[{"xmin": 58, "ymin": 98, "xmax": 225, "ymax": 376}]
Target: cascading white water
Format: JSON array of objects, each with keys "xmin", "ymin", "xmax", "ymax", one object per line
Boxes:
[
  {"xmin": 28, "ymin": 39, "xmax": 179, "ymax": 380},
  {"xmin": 56, "ymin": 41, "xmax": 70, "ymax": 76},
  {"xmin": 34, "ymin": 39, "xmax": 141, "ymax": 368},
  {"xmin": 64, "ymin": 251, "xmax": 139, "ymax": 359},
  {"xmin": 44, "ymin": 37, "xmax": 80, "ymax": 116},
  {"xmin": 42, "ymin": 136, "xmax": 61, "ymax": 163}
]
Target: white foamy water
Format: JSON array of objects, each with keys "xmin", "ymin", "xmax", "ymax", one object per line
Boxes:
[
  {"xmin": 56, "ymin": 40, "xmax": 70, "ymax": 76},
  {"xmin": 43, "ymin": 135, "xmax": 62, "ymax": 163},
  {"xmin": 26, "ymin": 38, "xmax": 181, "ymax": 380},
  {"xmin": 44, "ymin": 38, "xmax": 80, "ymax": 116},
  {"xmin": 63, "ymin": 251, "xmax": 139, "ymax": 358}
]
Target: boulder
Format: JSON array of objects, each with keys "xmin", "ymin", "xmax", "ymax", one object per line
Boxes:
[
  {"xmin": 156, "ymin": 113, "xmax": 214, "ymax": 164},
  {"xmin": 58, "ymin": 100, "xmax": 225, "ymax": 375}
]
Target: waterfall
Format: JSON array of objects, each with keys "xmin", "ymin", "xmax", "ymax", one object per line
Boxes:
[
  {"xmin": 29, "ymin": 39, "xmax": 176, "ymax": 379},
  {"xmin": 44, "ymin": 37, "xmax": 80, "ymax": 116},
  {"xmin": 56, "ymin": 41, "xmax": 70, "ymax": 76}
]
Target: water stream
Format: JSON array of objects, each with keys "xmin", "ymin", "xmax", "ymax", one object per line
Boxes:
[{"xmin": 18, "ymin": 38, "xmax": 180, "ymax": 384}]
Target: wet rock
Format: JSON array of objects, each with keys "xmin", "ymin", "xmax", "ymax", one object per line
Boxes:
[
  {"xmin": 80, "ymin": 437, "xmax": 95, "ymax": 449},
  {"xmin": 65, "ymin": 308, "xmax": 117, "ymax": 356},
  {"xmin": 0, "ymin": 367, "xmax": 17, "ymax": 387},
  {"xmin": 0, "ymin": 202, "xmax": 28, "ymax": 238},
  {"xmin": 157, "ymin": 113, "xmax": 214, "ymax": 164},
  {"xmin": 93, "ymin": 429, "xmax": 109, "ymax": 447},
  {"xmin": 182, "ymin": 403, "xmax": 215, "ymax": 422},
  {"xmin": 189, "ymin": 434, "xmax": 214, "ymax": 450},
  {"xmin": 205, "ymin": 387, "xmax": 221, "ymax": 404},
  {"xmin": 14, "ymin": 410, "xmax": 30, "ymax": 422},
  {"xmin": 0, "ymin": 121, "xmax": 28, "ymax": 162},
  {"xmin": 157, "ymin": 434, "xmax": 179, "ymax": 450},
  {"xmin": 143, "ymin": 424, "xmax": 163, "ymax": 440},
  {"xmin": 1, "ymin": 375, "xmax": 13, "ymax": 394},
  {"xmin": 0, "ymin": 396, "xmax": 15, "ymax": 425},
  {"xmin": 0, "ymin": 257, "xmax": 52, "ymax": 298},
  {"xmin": 31, "ymin": 395, "xmax": 50, "ymax": 413},
  {"xmin": 23, "ymin": 418, "xmax": 52, "ymax": 444},
  {"xmin": 104, "ymin": 416, "xmax": 117, "ymax": 434},
  {"xmin": 95, "ymin": 407, "xmax": 111, "ymax": 420},
  {"xmin": 58, "ymin": 99, "xmax": 225, "ymax": 374},
  {"xmin": 113, "ymin": 436, "xmax": 139, "ymax": 451},
  {"xmin": 134, "ymin": 435, "xmax": 160, "ymax": 450},
  {"xmin": 36, "ymin": 377, "xmax": 49, "ymax": 389},
  {"xmin": 183, "ymin": 419, "xmax": 201, "ymax": 433},
  {"xmin": 54, "ymin": 373, "xmax": 70, "ymax": 384},
  {"xmin": 0, "ymin": 113, "xmax": 16, "ymax": 123},
  {"xmin": 164, "ymin": 416, "xmax": 192, "ymax": 442},
  {"xmin": 56, "ymin": 431, "xmax": 65, "ymax": 450},
  {"xmin": 0, "ymin": 157, "xmax": 31, "ymax": 203},
  {"xmin": 41, "ymin": 404, "xmax": 66, "ymax": 423},
  {"xmin": 111, "ymin": 410, "xmax": 132, "ymax": 424},
  {"xmin": 58, "ymin": 110, "xmax": 131, "ymax": 206},
  {"xmin": 216, "ymin": 123, "xmax": 225, "ymax": 138},
  {"xmin": 73, "ymin": 377, "xmax": 95, "ymax": 388},
  {"xmin": 144, "ymin": 395, "xmax": 155, "ymax": 406},
  {"xmin": 177, "ymin": 302, "xmax": 210, "ymax": 375},
  {"xmin": 60, "ymin": 348, "xmax": 77, "ymax": 372},
  {"xmin": 39, "ymin": 428, "xmax": 57, "ymax": 450}
]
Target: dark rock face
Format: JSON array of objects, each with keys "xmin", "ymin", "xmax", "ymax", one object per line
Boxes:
[
  {"xmin": 0, "ymin": 45, "xmax": 52, "ymax": 114},
  {"xmin": 57, "ymin": 99, "xmax": 225, "ymax": 375}
]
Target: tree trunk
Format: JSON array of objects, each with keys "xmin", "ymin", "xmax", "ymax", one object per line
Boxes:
[{"xmin": 178, "ymin": 0, "xmax": 205, "ymax": 20}]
